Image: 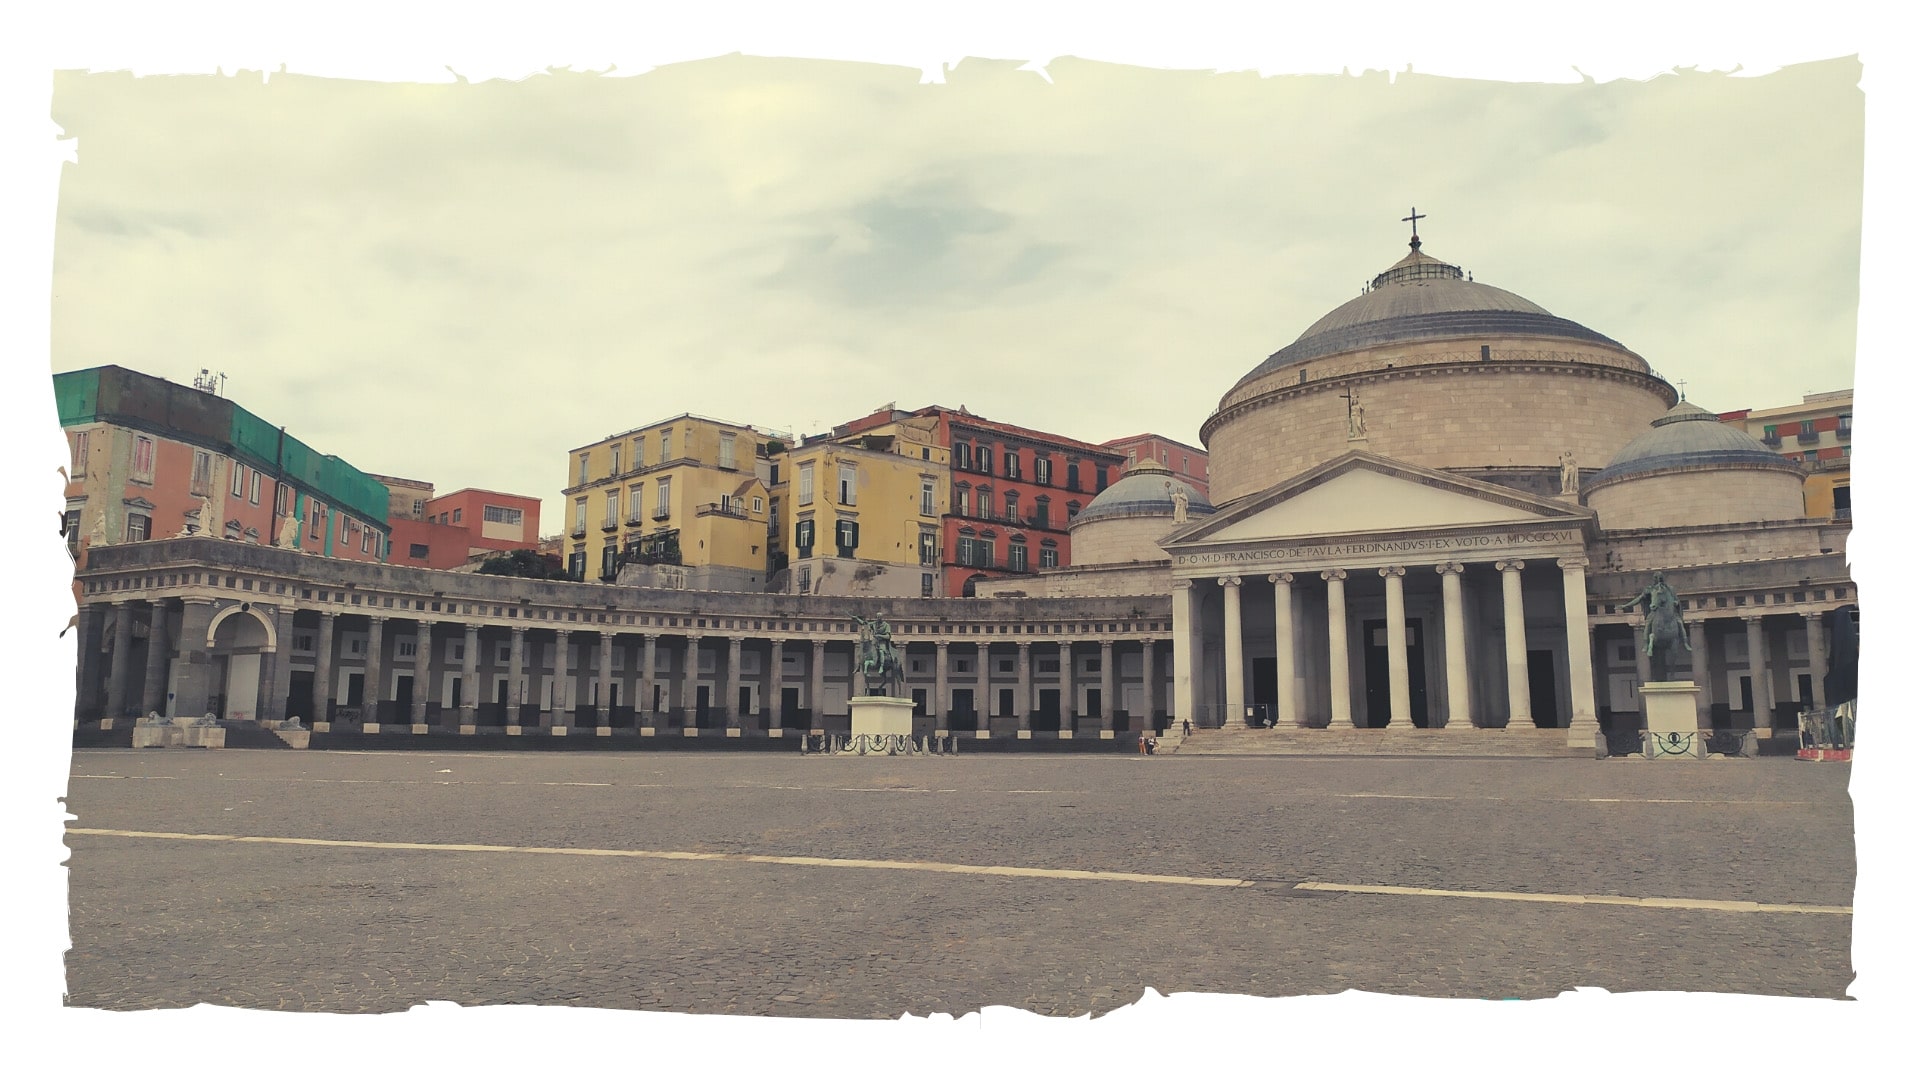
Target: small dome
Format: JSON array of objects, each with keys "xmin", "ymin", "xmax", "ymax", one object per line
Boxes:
[
  {"xmin": 1227, "ymin": 242, "xmax": 1624, "ymax": 396},
  {"xmin": 1589, "ymin": 400, "xmax": 1803, "ymax": 487},
  {"xmin": 1072, "ymin": 459, "xmax": 1214, "ymax": 527}
]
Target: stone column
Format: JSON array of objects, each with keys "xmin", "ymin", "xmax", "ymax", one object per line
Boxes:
[
  {"xmin": 725, "ymin": 636, "xmax": 743, "ymax": 727},
  {"xmin": 460, "ymin": 623, "xmax": 480, "ymax": 726},
  {"xmin": 770, "ymin": 639, "xmax": 787, "ymax": 729},
  {"xmin": 1435, "ymin": 562, "xmax": 1470, "ymax": 728},
  {"xmin": 599, "ymin": 632, "xmax": 616, "ymax": 729},
  {"xmin": 311, "ymin": 612, "xmax": 335, "ymax": 725},
  {"xmin": 640, "ymin": 633, "xmax": 657, "ymax": 720},
  {"xmin": 362, "ymin": 616, "xmax": 386, "ymax": 730},
  {"xmin": 976, "ymin": 641, "xmax": 991, "ymax": 731},
  {"xmin": 104, "ymin": 600, "xmax": 136, "ymax": 719},
  {"xmin": 1171, "ymin": 579, "xmax": 1195, "ymax": 728},
  {"xmin": 1015, "ymin": 642, "xmax": 1032, "ymax": 733},
  {"xmin": 1496, "ymin": 559, "xmax": 1531, "ymax": 727},
  {"xmin": 141, "ymin": 603, "xmax": 171, "ymax": 716},
  {"xmin": 173, "ymin": 599, "xmax": 219, "ymax": 719},
  {"xmin": 1689, "ymin": 619, "xmax": 1711, "ymax": 728},
  {"xmin": 506, "ymin": 626, "xmax": 526, "ymax": 730},
  {"xmin": 1269, "ymin": 573, "xmax": 1296, "ymax": 727},
  {"xmin": 1219, "ymin": 575, "xmax": 1244, "ymax": 725},
  {"xmin": 1744, "ymin": 616, "xmax": 1773, "ymax": 734},
  {"xmin": 1057, "ymin": 641, "xmax": 1072, "ymax": 731},
  {"xmin": 1805, "ymin": 612, "xmax": 1828, "ymax": 709},
  {"xmin": 413, "ymin": 619, "xmax": 433, "ymax": 726},
  {"xmin": 807, "ymin": 638, "xmax": 825, "ymax": 729},
  {"xmin": 259, "ymin": 605, "xmax": 296, "ymax": 723},
  {"xmin": 1380, "ymin": 566, "xmax": 1412, "ymax": 728},
  {"xmin": 1099, "ymin": 639, "xmax": 1115, "ymax": 731},
  {"xmin": 1559, "ymin": 557, "xmax": 1599, "ymax": 746},
  {"xmin": 1322, "ymin": 570, "xmax": 1352, "ymax": 727},
  {"xmin": 73, "ymin": 604, "xmax": 107, "ymax": 722},
  {"xmin": 934, "ymin": 640, "xmax": 949, "ymax": 730},
  {"xmin": 553, "ymin": 629, "xmax": 573, "ymax": 730}
]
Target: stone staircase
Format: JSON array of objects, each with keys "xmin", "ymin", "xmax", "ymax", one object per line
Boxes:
[{"xmin": 1171, "ymin": 723, "xmax": 1588, "ymax": 757}]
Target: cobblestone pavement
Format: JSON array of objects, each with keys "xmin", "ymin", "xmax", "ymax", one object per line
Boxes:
[{"xmin": 63, "ymin": 749, "xmax": 1855, "ymax": 1016}]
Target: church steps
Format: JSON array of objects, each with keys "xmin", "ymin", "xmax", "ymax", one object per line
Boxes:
[{"xmin": 1171, "ymin": 725, "xmax": 1585, "ymax": 757}]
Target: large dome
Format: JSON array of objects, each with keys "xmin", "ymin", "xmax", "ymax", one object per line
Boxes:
[
  {"xmin": 1073, "ymin": 459, "xmax": 1214, "ymax": 526},
  {"xmin": 1585, "ymin": 400, "xmax": 1808, "ymax": 529},
  {"xmin": 1589, "ymin": 400, "xmax": 1801, "ymax": 486},
  {"xmin": 1228, "ymin": 245, "xmax": 1623, "ymax": 396}
]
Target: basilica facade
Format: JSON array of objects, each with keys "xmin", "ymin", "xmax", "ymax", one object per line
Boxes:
[{"xmin": 69, "ymin": 227, "xmax": 1857, "ymax": 752}]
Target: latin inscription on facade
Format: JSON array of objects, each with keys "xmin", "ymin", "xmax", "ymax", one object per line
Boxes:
[{"xmin": 1174, "ymin": 529, "xmax": 1581, "ymax": 566}]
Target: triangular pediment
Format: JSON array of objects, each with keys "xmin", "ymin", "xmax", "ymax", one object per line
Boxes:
[{"xmin": 1165, "ymin": 451, "xmax": 1592, "ymax": 549}]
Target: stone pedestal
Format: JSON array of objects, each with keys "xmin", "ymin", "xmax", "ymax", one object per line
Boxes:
[
  {"xmin": 850, "ymin": 696, "xmax": 915, "ymax": 738},
  {"xmin": 1641, "ymin": 681, "xmax": 1704, "ymax": 760}
]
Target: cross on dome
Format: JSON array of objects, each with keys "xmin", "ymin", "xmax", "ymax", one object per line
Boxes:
[{"xmin": 1402, "ymin": 206, "xmax": 1426, "ymax": 250}]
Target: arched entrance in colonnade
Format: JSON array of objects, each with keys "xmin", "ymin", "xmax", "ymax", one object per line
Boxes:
[{"xmin": 207, "ymin": 603, "xmax": 277, "ymax": 721}]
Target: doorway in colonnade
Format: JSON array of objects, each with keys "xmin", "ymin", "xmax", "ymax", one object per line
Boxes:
[
  {"xmin": 695, "ymin": 685, "xmax": 712, "ymax": 726},
  {"xmin": 1361, "ymin": 619, "xmax": 1429, "ymax": 727},
  {"xmin": 1036, "ymin": 688, "xmax": 1061, "ymax": 731},
  {"xmin": 1527, "ymin": 650, "xmax": 1560, "ymax": 727},
  {"xmin": 1250, "ymin": 658, "xmax": 1278, "ymax": 725},
  {"xmin": 781, "ymin": 686, "xmax": 801, "ymax": 726}
]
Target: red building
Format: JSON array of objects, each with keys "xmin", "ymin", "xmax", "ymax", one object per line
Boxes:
[
  {"xmin": 909, "ymin": 406, "xmax": 1128, "ymax": 597},
  {"xmin": 1100, "ymin": 433, "xmax": 1210, "ymax": 500}
]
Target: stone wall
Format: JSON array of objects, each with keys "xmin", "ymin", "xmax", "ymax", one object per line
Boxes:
[
  {"xmin": 1204, "ymin": 357, "xmax": 1672, "ymax": 503},
  {"xmin": 1068, "ymin": 513, "xmax": 1179, "ymax": 566},
  {"xmin": 1587, "ymin": 466, "xmax": 1807, "ymax": 532},
  {"xmin": 1591, "ymin": 518, "xmax": 1842, "ymax": 574},
  {"xmin": 974, "ymin": 562, "xmax": 1171, "ymax": 600}
]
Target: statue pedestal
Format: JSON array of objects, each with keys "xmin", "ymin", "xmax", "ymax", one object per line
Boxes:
[
  {"xmin": 1641, "ymin": 681, "xmax": 1704, "ymax": 760},
  {"xmin": 850, "ymin": 696, "xmax": 915, "ymax": 738}
]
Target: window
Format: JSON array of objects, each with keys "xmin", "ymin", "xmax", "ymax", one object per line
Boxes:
[
  {"xmin": 919, "ymin": 531, "xmax": 937, "ymax": 566},
  {"xmin": 574, "ymin": 498, "xmax": 588, "ymax": 533},
  {"xmin": 954, "ymin": 442, "xmax": 972, "ymax": 470},
  {"xmin": 656, "ymin": 476, "xmax": 672, "ymax": 515},
  {"xmin": 835, "ymin": 519, "xmax": 859, "ymax": 558},
  {"xmin": 70, "ymin": 431, "xmax": 89, "ymax": 478},
  {"xmin": 247, "ymin": 469, "xmax": 260, "ymax": 504},
  {"xmin": 921, "ymin": 573, "xmax": 934, "ymax": 598},
  {"xmin": 483, "ymin": 505, "xmax": 522, "ymax": 526},
  {"xmin": 396, "ymin": 638, "xmax": 417, "ymax": 660},
  {"xmin": 130, "ymin": 436, "xmax": 155, "ymax": 483},
  {"xmin": 567, "ymin": 551, "xmax": 586, "ymax": 579},
  {"xmin": 1838, "ymin": 413, "xmax": 1852, "ymax": 438},
  {"xmin": 63, "ymin": 509, "xmax": 80, "ymax": 559},
  {"xmin": 799, "ymin": 463, "xmax": 815, "ymax": 505},
  {"xmin": 795, "ymin": 519, "xmax": 815, "ymax": 559},
  {"xmin": 1183, "ymin": 454, "xmax": 1190, "ymax": 472},
  {"xmin": 1066, "ymin": 461, "xmax": 1080, "ymax": 491},
  {"xmin": 1010, "ymin": 541, "xmax": 1028, "ymax": 573},
  {"xmin": 1005, "ymin": 491, "xmax": 1019, "ymax": 521},
  {"xmin": 979, "ymin": 447, "xmax": 995, "ymax": 477},
  {"xmin": 719, "ymin": 493, "xmax": 734, "ymax": 513},
  {"xmin": 975, "ymin": 538, "xmax": 994, "ymax": 568},
  {"xmin": 412, "ymin": 498, "xmax": 426, "ymax": 517},
  {"xmin": 633, "ymin": 437, "xmax": 646, "ymax": 470},
  {"xmin": 311, "ymin": 503, "xmax": 325, "ymax": 540},
  {"xmin": 610, "ymin": 443, "xmax": 622, "ymax": 476},
  {"xmin": 125, "ymin": 512, "xmax": 151, "ymax": 543},
  {"xmin": 753, "ymin": 496, "xmax": 764, "ymax": 513},
  {"xmin": 955, "ymin": 487, "xmax": 970, "ymax": 517},
  {"xmin": 955, "ymin": 535, "xmax": 972, "ymax": 566},
  {"xmin": 604, "ymin": 491, "xmax": 619, "ymax": 527},
  {"xmin": 661, "ymin": 429, "xmax": 673, "ymax": 461},
  {"xmin": 361, "ymin": 529, "xmax": 373, "ymax": 554},
  {"xmin": 1067, "ymin": 501, "xmax": 1081, "ymax": 522},
  {"xmin": 629, "ymin": 487, "xmax": 644, "ymax": 521},
  {"xmin": 602, "ymin": 546, "xmax": 619, "ymax": 580},
  {"xmin": 274, "ymin": 484, "xmax": 289, "ymax": 516},
  {"xmin": 921, "ymin": 479, "xmax": 936, "ymax": 516},
  {"xmin": 1032, "ymin": 496, "xmax": 1050, "ymax": 529},
  {"xmin": 1040, "ymin": 545, "xmax": 1058, "ymax": 569},
  {"xmin": 578, "ymin": 453, "xmax": 591, "ymax": 486},
  {"xmin": 1035, "ymin": 456, "xmax": 1051, "ymax": 485},
  {"xmin": 233, "ymin": 464, "xmax": 246, "ymax": 497},
  {"xmin": 190, "ymin": 449, "xmax": 211, "ymax": 494},
  {"xmin": 797, "ymin": 566, "xmax": 812, "ymax": 594},
  {"xmin": 1004, "ymin": 450, "xmax": 1020, "ymax": 478},
  {"xmin": 719, "ymin": 432, "xmax": 737, "ymax": 470},
  {"xmin": 1126, "ymin": 450, "xmax": 1137, "ymax": 466},
  {"xmin": 977, "ymin": 487, "xmax": 993, "ymax": 519},
  {"xmin": 409, "ymin": 543, "xmax": 429, "ymax": 559},
  {"xmin": 452, "ymin": 508, "xmax": 462, "ymax": 524},
  {"xmin": 838, "ymin": 464, "xmax": 857, "ymax": 505},
  {"xmin": 1096, "ymin": 465, "xmax": 1109, "ymax": 493}
]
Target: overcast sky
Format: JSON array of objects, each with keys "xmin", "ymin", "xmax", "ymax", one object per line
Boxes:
[{"xmin": 44, "ymin": 55, "xmax": 1863, "ymax": 534}]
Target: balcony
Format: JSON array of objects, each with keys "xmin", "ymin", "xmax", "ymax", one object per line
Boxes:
[
  {"xmin": 696, "ymin": 501, "xmax": 748, "ymax": 519},
  {"xmin": 1762, "ymin": 434, "xmax": 1782, "ymax": 448},
  {"xmin": 568, "ymin": 526, "xmax": 587, "ymax": 539},
  {"xmin": 651, "ymin": 508, "xmax": 672, "ymax": 521},
  {"xmin": 601, "ymin": 520, "xmax": 620, "ymax": 532},
  {"xmin": 1797, "ymin": 431, "xmax": 1820, "ymax": 445},
  {"xmin": 625, "ymin": 514, "xmax": 644, "ymax": 526}
]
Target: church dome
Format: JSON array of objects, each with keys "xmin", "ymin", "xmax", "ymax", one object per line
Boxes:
[
  {"xmin": 1586, "ymin": 400, "xmax": 1808, "ymax": 529},
  {"xmin": 1072, "ymin": 459, "xmax": 1214, "ymax": 527},
  {"xmin": 1226, "ymin": 242, "xmax": 1623, "ymax": 397},
  {"xmin": 1589, "ymin": 401, "xmax": 1801, "ymax": 486}
]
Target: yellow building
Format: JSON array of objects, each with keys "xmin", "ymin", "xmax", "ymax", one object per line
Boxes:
[
  {"xmin": 1721, "ymin": 389, "xmax": 1852, "ymax": 520},
  {"xmin": 561, "ymin": 413, "xmax": 778, "ymax": 591},
  {"xmin": 772, "ymin": 409, "xmax": 950, "ymax": 597}
]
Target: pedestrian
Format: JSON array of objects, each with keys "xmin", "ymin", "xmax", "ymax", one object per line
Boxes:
[
  {"xmin": 1138, "ymin": 731, "xmax": 1147, "ymax": 755},
  {"xmin": 1146, "ymin": 735, "xmax": 1157, "ymax": 755},
  {"xmin": 1182, "ymin": 718, "xmax": 1192, "ymax": 737}
]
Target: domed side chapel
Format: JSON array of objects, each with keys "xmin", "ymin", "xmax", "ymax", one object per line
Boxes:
[{"xmin": 990, "ymin": 214, "xmax": 1858, "ymax": 747}]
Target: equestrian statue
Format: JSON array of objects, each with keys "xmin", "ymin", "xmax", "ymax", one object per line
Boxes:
[
  {"xmin": 1622, "ymin": 571, "xmax": 1691, "ymax": 682},
  {"xmin": 852, "ymin": 614, "xmax": 903, "ymax": 697}
]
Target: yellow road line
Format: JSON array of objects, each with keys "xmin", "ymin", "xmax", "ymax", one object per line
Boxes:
[
  {"xmin": 1292, "ymin": 881, "xmax": 1850, "ymax": 915},
  {"xmin": 63, "ymin": 827, "xmax": 1248, "ymax": 889}
]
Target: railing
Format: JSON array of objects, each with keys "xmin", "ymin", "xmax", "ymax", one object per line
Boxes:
[
  {"xmin": 696, "ymin": 502, "xmax": 748, "ymax": 519},
  {"xmin": 1797, "ymin": 431, "xmax": 1820, "ymax": 445},
  {"xmin": 1762, "ymin": 434, "xmax": 1782, "ymax": 447}
]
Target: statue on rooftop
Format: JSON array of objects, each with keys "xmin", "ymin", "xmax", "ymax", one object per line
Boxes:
[
  {"xmin": 1559, "ymin": 450, "xmax": 1580, "ymax": 496},
  {"xmin": 1168, "ymin": 481, "xmax": 1189, "ymax": 524}
]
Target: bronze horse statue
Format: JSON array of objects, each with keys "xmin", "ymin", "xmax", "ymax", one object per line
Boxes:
[
  {"xmin": 1623, "ymin": 572, "xmax": 1691, "ymax": 681},
  {"xmin": 852, "ymin": 615, "xmax": 903, "ymax": 697}
]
